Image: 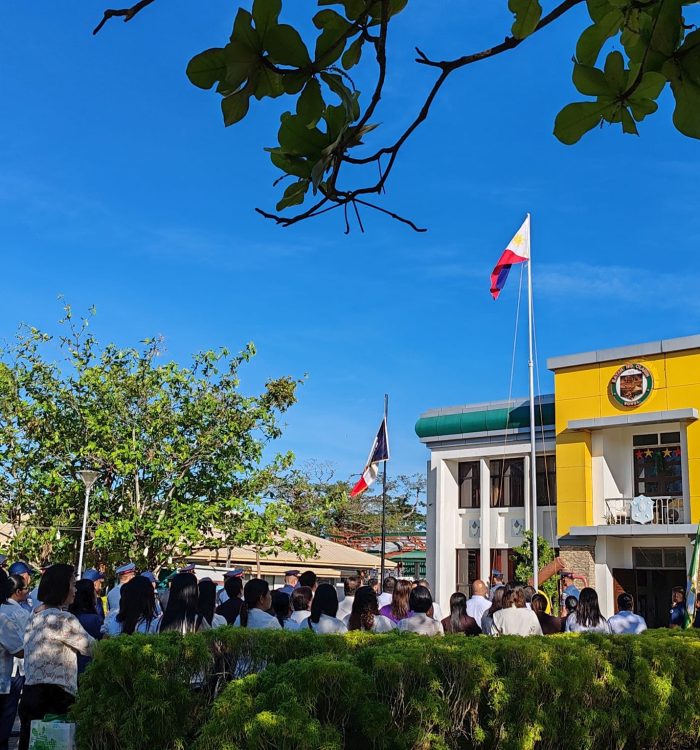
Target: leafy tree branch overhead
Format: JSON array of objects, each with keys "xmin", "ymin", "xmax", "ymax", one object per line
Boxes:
[{"xmin": 95, "ymin": 0, "xmax": 700, "ymax": 231}]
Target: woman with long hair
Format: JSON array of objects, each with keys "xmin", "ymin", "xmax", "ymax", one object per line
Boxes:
[
  {"xmin": 441, "ymin": 592, "xmax": 480, "ymax": 635},
  {"xmin": 159, "ymin": 573, "xmax": 207, "ymax": 634},
  {"xmin": 379, "ymin": 579, "xmax": 413, "ymax": 624},
  {"xmin": 565, "ymin": 587, "xmax": 611, "ymax": 633},
  {"xmin": 480, "ymin": 586, "xmax": 506, "ymax": 636},
  {"xmin": 347, "ymin": 586, "xmax": 395, "ymax": 633},
  {"xmin": 234, "ymin": 579, "xmax": 280, "ymax": 630},
  {"xmin": 19, "ymin": 564, "xmax": 94, "ymax": 750},
  {"xmin": 68, "ymin": 579, "xmax": 103, "ymax": 672},
  {"xmin": 102, "ymin": 576, "xmax": 160, "ymax": 636},
  {"xmin": 491, "ymin": 584, "xmax": 543, "ymax": 637},
  {"xmin": 270, "ymin": 590, "xmax": 301, "ymax": 630},
  {"xmin": 308, "ymin": 583, "xmax": 347, "ymax": 634},
  {"xmin": 197, "ymin": 579, "xmax": 227, "ymax": 629},
  {"xmin": 397, "ymin": 586, "xmax": 443, "ymax": 635}
]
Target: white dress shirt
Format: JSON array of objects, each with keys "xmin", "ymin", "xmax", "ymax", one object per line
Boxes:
[
  {"xmin": 233, "ymin": 608, "xmax": 281, "ymax": 630},
  {"xmin": 343, "ymin": 613, "xmax": 395, "ymax": 633},
  {"xmin": 308, "ymin": 614, "xmax": 347, "ymax": 634},
  {"xmin": 0, "ymin": 601, "xmax": 28, "ymax": 694},
  {"xmin": 431, "ymin": 602, "xmax": 444, "ymax": 622},
  {"xmin": 397, "ymin": 613, "xmax": 444, "ymax": 636},
  {"xmin": 492, "ymin": 606, "xmax": 543, "ymax": 637},
  {"xmin": 101, "ymin": 611, "xmax": 161, "ymax": 636},
  {"xmin": 289, "ymin": 610, "xmax": 311, "ymax": 624},
  {"xmin": 466, "ymin": 595, "xmax": 491, "ymax": 628},
  {"xmin": 608, "ymin": 611, "xmax": 647, "ymax": 634},
  {"xmin": 377, "ymin": 592, "xmax": 392, "ymax": 609},
  {"xmin": 336, "ymin": 596, "xmax": 355, "ymax": 621}
]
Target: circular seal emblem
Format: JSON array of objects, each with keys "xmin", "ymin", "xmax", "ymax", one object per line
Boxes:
[{"xmin": 610, "ymin": 363, "xmax": 653, "ymax": 408}]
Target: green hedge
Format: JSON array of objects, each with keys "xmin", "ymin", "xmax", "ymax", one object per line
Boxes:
[{"xmin": 71, "ymin": 628, "xmax": 700, "ymax": 750}]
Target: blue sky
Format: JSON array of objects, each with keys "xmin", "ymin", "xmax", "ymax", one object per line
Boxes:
[{"xmin": 1, "ymin": 1, "xmax": 698, "ymax": 481}]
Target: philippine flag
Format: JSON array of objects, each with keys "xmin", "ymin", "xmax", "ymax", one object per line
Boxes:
[
  {"xmin": 490, "ymin": 214, "xmax": 531, "ymax": 300},
  {"xmin": 350, "ymin": 418, "xmax": 390, "ymax": 497}
]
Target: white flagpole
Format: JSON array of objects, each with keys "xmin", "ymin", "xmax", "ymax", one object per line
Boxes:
[{"xmin": 526, "ymin": 213, "xmax": 539, "ymax": 589}]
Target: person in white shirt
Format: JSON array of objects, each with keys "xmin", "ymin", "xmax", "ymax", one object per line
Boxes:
[
  {"xmin": 158, "ymin": 573, "xmax": 210, "ymax": 634},
  {"xmin": 345, "ymin": 586, "xmax": 396, "ymax": 633},
  {"xmin": 466, "ymin": 579, "xmax": 492, "ymax": 628},
  {"xmin": 397, "ymin": 586, "xmax": 444, "ymax": 636},
  {"xmin": 336, "ymin": 575, "xmax": 361, "ymax": 621},
  {"xmin": 289, "ymin": 587, "xmax": 313, "ymax": 625},
  {"xmin": 0, "ymin": 573, "xmax": 30, "ymax": 750},
  {"xmin": 565, "ymin": 587, "xmax": 611, "ymax": 634},
  {"xmin": 307, "ymin": 584, "xmax": 347, "ymax": 634},
  {"xmin": 234, "ymin": 579, "xmax": 281, "ymax": 630},
  {"xmin": 492, "ymin": 585, "xmax": 543, "ymax": 637},
  {"xmin": 377, "ymin": 576, "xmax": 396, "ymax": 610},
  {"xmin": 608, "ymin": 592, "xmax": 647, "ymax": 634},
  {"xmin": 101, "ymin": 576, "xmax": 161, "ymax": 637}
]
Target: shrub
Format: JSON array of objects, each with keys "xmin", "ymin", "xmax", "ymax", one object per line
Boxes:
[{"xmin": 72, "ymin": 627, "xmax": 700, "ymax": 750}]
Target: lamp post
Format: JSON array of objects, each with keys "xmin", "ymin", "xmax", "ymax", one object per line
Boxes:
[{"xmin": 77, "ymin": 470, "xmax": 100, "ymax": 578}]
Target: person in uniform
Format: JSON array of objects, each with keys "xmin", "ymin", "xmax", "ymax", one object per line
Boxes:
[
  {"xmin": 489, "ymin": 570, "xmax": 505, "ymax": 600},
  {"xmin": 217, "ymin": 568, "xmax": 244, "ymax": 606},
  {"xmin": 8, "ymin": 563, "xmax": 36, "ymax": 612},
  {"xmin": 82, "ymin": 568, "xmax": 106, "ymax": 620},
  {"xmin": 560, "ymin": 572, "xmax": 580, "ymax": 609},
  {"xmin": 179, "ymin": 564, "xmax": 196, "ymax": 575},
  {"xmin": 278, "ymin": 570, "xmax": 300, "ymax": 597},
  {"xmin": 107, "ymin": 563, "xmax": 136, "ymax": 612}
]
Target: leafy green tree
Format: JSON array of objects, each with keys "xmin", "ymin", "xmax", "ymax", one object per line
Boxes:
[
  {"xmin": 512, "ymin": 530, "xmax": 558, "ymax": 604},
  {"xmin": 90, "ymin": 0, "xmax": 700, "ymax": 229},
  {"xmin": 0, "ymin": 305, "xmax": 307, "ymax": 571}
]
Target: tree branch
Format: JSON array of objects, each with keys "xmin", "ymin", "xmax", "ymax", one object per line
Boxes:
[{"xmin": 93, "ymin": 0, "xmax": 158, "ymax": 35}]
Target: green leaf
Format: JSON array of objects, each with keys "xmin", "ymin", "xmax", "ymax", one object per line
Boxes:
[
  {"xmin": 632, "ymin": 71, "xmax": 666, "ymax": 101},
  {"xmin": 628, "ymin": 98, "xmax": 657, "ymax": 120},
  {"xmin": 342, "ymin": 36, "xmax": 363, "ymax": 70},
  {"xmin": 266, "ymin": 24, "xmax": 312, "ymax": 67},
  {"xmin": 665, "ymin": 60, "xmax": 700, "ymax": 138},
  {"xmin": 553, "ymin": 101, "xmax": 612, "ymax": 144},
  {"xmin": 252, "ymin": 0, "xmax": 282, "ymax": 42},
  {"xmin": 313, "ymin": 9, "xmax": 353, "ymax": 67},
  {"xmin": 254, "ymin": 66, "xmax": 284, "ymax": 99},
  {"xmin": 186, "ymin": 48, "xmax": 226, "ymax": 90},
  {"xmin": 275, "ymin": 179, "xmax": 310, "ymax": 211},
  {"xmin": 572, "ymin": 63, "xmax": 612, "ymax": 96},
  {"xmin": 620, "ymin": 107, "xmax": 639, "ymax": 134},
  {"xmin": 310, "ymin": 158, "xmax": 329, "ymax": 192},
  {"xmin": 281, "ymin": 71, "xmax": 310, "ymax": 95},
  {"xmin": 320, "ymin": 72, "xmax": 358, "ymax": 120},
  {"xmin": 586, "ymin": 0, "xmax": 614, "ymax": 24},
  {"xmin": 278, "ymin": 112, "xmax": 329, "ymax": 157},
  {"xmin": 267, "ymin": 148, "xmax": 313, "ymax": 179},
  {"xmin": 576, "ymin": 12, "xmax": 623, "ymax": 65},
  {"xmin": 231, "ymin": 9, "xmax": 262, "ymax": 53},
  {"xmin": 626, "ymin": 0, "xmax": 682, "ymax": 70},
  {"xmin": 603, "ymin": 50, "xmax": 626, "ymax": 92},
  {"xmin": 221, "ymin": 90, "xmax": 251, "ymax": 126},
  {"xmin": 509, "ymin": 0, "xmax": 542, "ymax": 40},
  {"xmin": 296, "ymin": 78, "xmax": 325, "ymax": 127},
  {"xmin": 223, "ymin": 41, "xmax": 261, "ymax": 91}
]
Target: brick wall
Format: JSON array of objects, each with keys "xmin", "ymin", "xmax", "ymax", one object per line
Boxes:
[{"xmin": 560, "ymin": 545, "xmax": 596, "ymax": 590}]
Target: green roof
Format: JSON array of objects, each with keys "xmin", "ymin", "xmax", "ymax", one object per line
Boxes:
[
  {"xmin": 415, "ymin": 400, "xmax": 555, "ymax": 440},
  {"xmin": 388, "ymin": 550, "xmax": 426, "ymax": 561}
]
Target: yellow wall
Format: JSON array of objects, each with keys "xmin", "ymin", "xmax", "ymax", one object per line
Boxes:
[{"xmin": 554, "ymin": 348, "xmax": 700, "ymax": 536}]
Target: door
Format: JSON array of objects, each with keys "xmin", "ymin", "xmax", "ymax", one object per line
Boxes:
[
  {"xmin": 635, "ymin": 569, "xmax": 685, "ymax": 628},
  {"xmin": 612, "ymin": 569, "xmax": 637, "ymax": 614},
  {"xmin": 456, "ymin": 549, "xmax": 480, "ymax": 593}
]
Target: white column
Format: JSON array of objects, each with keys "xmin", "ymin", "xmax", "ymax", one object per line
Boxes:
[
  {"xmin": 433, "ymin": 457, "xmax": 458, "ymax": 611},
  {"xmin": 425, "ymin": 460, "xmax": 437, "ymax": 592},
  {"xmin": 479, "ymin": 459, "xmax": 491, "ymax": 583}
]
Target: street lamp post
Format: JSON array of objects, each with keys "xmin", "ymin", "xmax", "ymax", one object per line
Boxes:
[{"xmin": 77, "ymin": 470, "xmax": 100, "ymax": 579}]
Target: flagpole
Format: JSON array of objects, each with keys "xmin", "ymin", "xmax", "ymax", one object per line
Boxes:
[
  {"xmin": 380, "ymin": 393, "xmax": 388, "ymax": 586},
  {"xmin": 526, "ymin": 213, "xmax": 539, "ymax": 589}
]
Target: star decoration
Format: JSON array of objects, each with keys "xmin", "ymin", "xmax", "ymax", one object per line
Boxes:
[
  {"xmin": 644, "ymin": 449, "xmax": 653, "ymax": 457},
  {"xmin": 674, "ymin": 447, "xmax": 682, "ymax": 456},
  {"xmin": 635, "ymin": 450, "xmax": 644, "ymax": 459},
  {"xmin": 663, "ymin": 448, "xmax": 672, "ymax": 457}
]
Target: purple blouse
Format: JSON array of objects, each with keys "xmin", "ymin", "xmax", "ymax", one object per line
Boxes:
[{"xmin": 379, "ymin": 604, "xmax": 414, "ymax": 624}]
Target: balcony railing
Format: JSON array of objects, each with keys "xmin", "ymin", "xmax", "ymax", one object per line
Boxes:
[{"xmin": 605, "ymin": 496, "xmax": 685, "ymax": 525}]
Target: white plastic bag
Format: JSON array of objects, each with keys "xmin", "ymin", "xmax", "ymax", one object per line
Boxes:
[{"xmin": 28, "ymin": 719, "xmax": 76, "ymax": 750}]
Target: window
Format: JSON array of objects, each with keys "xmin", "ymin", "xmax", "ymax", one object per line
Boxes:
[
  {"xmin": 490, "ymin": 458, "xmax": 524, "ymax": 507},
  {"xmin": 633, "ymin": 547, "xmax": 686, "ymax": 569},
  {"xmin": 633, "ymin": 439, "xmax": 683, "ymax": 497},
  {"xmin": 536, "ymin": 455, "xmax": 556, "ymax": 506},
  {"xmin": 458, "ymin": 461, "xmax": 480, "ymax": 508},
  {"xmin": 455, "ymin": 549, "xmax": 479, "ymax": 593}
]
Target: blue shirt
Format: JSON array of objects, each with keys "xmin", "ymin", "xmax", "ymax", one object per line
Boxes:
[
  {"xmin": 669, "ymin": 602, "xmax": 686, "ymax": 627},
  {"xmin": 563, "ymin": 585, "xmax": 580, "ymax": 601},
  {"xmin": 106, "ymin": 585, "xmax": 122, "ymax": 612}
]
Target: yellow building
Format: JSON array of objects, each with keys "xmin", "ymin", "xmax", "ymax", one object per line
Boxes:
[
  {"xmin": 417, "ymin": 333, "xmax": 700, "ymax": 627},
  {"xmin": 550, "ymin": 334, "xmax": 699, "ymax": 626}
]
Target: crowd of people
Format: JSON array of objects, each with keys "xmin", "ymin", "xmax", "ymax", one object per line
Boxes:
[{"xmin": 0, "ymin": 559, "xmax": 690, "ymax": 750}]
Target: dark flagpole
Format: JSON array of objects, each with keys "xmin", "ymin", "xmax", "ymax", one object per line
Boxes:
[{"xmin": 380, "ymin": 393, "xmax": 388, "ymax": 585}]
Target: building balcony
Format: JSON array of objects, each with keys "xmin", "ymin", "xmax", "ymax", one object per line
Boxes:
[{"xmin": 604, "ymin": 496, "xmax": 685, "ymax": 526}]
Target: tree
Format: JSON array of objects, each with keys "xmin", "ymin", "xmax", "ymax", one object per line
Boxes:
[
  {"xmin": 271, "ymin": 460, "xmax": 426, "ymax": 539},
  {"xmin": 0, "ymin": 305, "xmax": 309, "ymax": 571},
  {"xmin": 512, "ymin": 530, "xmax": 558, "ymax": 605},
  {"xmin": 90, "ymin": 0, "xmax": 700, "ymax": 230}
]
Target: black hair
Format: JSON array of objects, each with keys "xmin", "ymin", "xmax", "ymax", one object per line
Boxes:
[
  {"xmin": 224, "ymin": 576, "xmax": 243, "ymax": 600},
  {"xmin": 198, "ymin": 579, "xmax": 218, "ymax": 626},
  {"xmin": 291, "ymin": 586, "xmax": 312, "ymax": 612},
  {"xmin": 0, "ymin": 569, "xmax": 7, "ymax": 604},
  {"xmin": 348, "ymin": 586, "xmax": 378, "ymax": 632},
  {"xmin": 617, "ymin": 592, "xmax": 634, "ymax": 612},
  {"xmin": 271, "ymin": 590, "xmax": 291, "ymax": 626},
  {"xmin": 367, "ymin": 577, "xmax": 378, "ymax": 589},
  {"xmin": 239, "ymin": 578, "xmax": 270, "ymax": 627},
  {"xmin": 343, "ymin": 575, "xmax": 361, "ymax": 597},
  {"xmin": 409, "ymin": 585, "xmax": 432, "ymax": 614},
  {"xmin": 38, "ymin": 564, "xmax": 74, "ymax": 607},
  {"xmin": 298, "ymin": 570, "xmax": 317, "ymax": 589},
  {"xmin": 565, "ymin": 595, "xmax": 579, "ymax": 614},
  {"xmin": 310, "ymin": 583, "xmax": 338, "ymax": 623},
  {"xmin": 382, "ymin": 576, "xmax": 397, "ymax": 594},
  {"xmin": 531, "ymin": 593, "xmax": 548, "ymax": 614},
  {"xmin": 5, "ymin": 574, "xmax": 27, "ymax": 603},
  {"xmin": 160, "ymin": 573, "xmax": 200, "ymax": 633},
  {"xmin": 522, "ymin": 585, "xmax": 536, "ymax": 603},
  {"xmin": 69, "ymin": 579, "xmax": 98, "ymax": 616},
  {"xmin": 486, "ymin": 585, "xmax": 506, "ymax": 617},
  {"xmin": 575, "ymin": 587, "xmax": 604, "ymax": 628},
  {"xmin": 447, "ymin": 591, "xmax": 468, "ymax": 632},
  {"xmin": 117, "ymin": 576, "xmax": 156, "ymax": 634}
]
